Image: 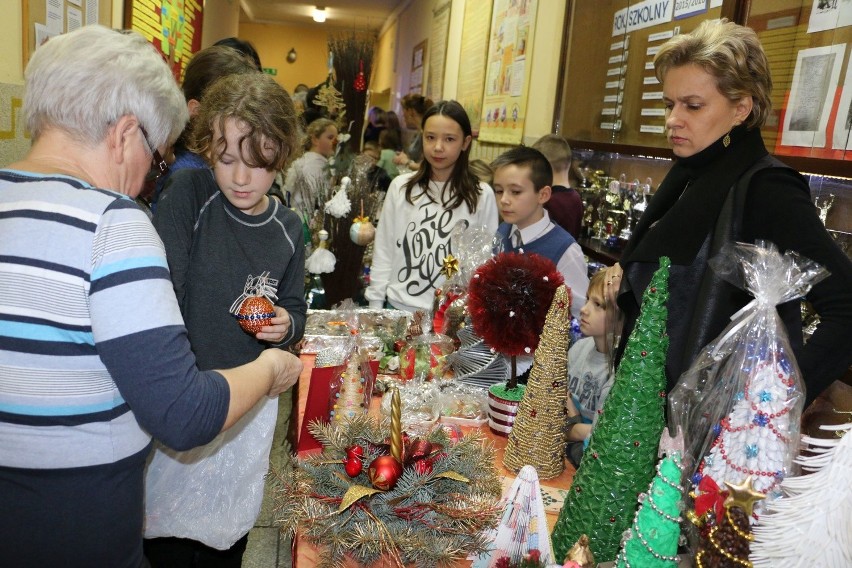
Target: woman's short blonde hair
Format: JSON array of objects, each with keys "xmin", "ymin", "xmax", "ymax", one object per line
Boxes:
[{"xmin": 654, "ymin": 19, "xmax": 772, "ymax": 129}]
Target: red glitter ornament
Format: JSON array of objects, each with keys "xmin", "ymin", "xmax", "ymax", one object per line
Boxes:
[{"xmin": 354, "ymin": 60, "xmax": 366, "ymax": 92}]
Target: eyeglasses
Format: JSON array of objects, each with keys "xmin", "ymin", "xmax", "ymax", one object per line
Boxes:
[{"xmin": 139, "ymin": 125, "xmax": 169, "ymax": 182}]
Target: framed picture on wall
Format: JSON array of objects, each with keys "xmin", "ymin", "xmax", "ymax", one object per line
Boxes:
[{"xmin": 410, "ymin": 40, "xmax": 427, "ymax": 94}]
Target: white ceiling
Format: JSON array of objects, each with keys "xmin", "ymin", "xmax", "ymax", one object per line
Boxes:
[{"xmin": 240, "ymin": 0, "xmax": 403, "ymax": 31}]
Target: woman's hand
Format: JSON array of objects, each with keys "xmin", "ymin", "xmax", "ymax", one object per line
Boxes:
[
  {"xmin": 260, "ymin": 350, "xmax": 303, "ymax": 397},
  {"xmin": 604, "ymin": 264, "xmax": 623, "ymax": 307},
  {"xmin": 256, "ymin": 306, "xmax": 291, "ymax": 344}
]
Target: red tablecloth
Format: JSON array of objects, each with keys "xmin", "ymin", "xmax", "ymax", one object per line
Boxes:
[{"xmin": 292, "ymin": 354, "xmax": 575, "ymax": 567}]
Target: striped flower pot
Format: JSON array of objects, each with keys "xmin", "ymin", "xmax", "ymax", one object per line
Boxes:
[{"xmin": 487, "ymin": 387, "xmax": 524, "ymax": 437}]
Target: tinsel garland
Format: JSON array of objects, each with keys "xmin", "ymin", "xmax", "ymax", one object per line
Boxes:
[{"xmin": 271, "ymin": 414, "xmax": 503, "ymax": 567}]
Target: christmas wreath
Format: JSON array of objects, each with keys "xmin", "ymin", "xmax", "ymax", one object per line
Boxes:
[{"xmin": 271, "ymin": 412, "xmax": 502, "ymax": 567}]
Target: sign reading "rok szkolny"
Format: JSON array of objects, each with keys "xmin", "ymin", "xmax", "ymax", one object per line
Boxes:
[{"xmin": 612, "ymin": 0, "xmax": 674, "ymax": 36}]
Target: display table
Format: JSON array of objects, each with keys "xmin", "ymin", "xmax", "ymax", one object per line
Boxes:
[{"xmin": 291, "ymin": 354, "xmax": 576, "ymax": 567}]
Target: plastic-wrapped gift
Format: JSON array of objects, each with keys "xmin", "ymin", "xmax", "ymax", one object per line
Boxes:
[
  {"xmin": 380, "ymin": 379, "xmax": 440, "ymax": 427},
  {"xmin": 399, "ymin": 332, "xmax": 455, "ymax": 381},
  {"xmin": 668, "ymin": 240, "xmax": 828, "ymax": 518},
  {"xmin": 438, "ymin": 383, "xmax": 489, "ymax": 426},
  {"xmin": 432, "ymin": 225, "xmax": 500, "ymax": 340}
]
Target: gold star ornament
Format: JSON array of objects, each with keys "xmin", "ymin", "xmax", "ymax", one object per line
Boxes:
[
  {"xmin": 724, "ymin": 475, "xmax": 765, "ymax": 516},
  {"xmin": 441, "ymin": 254, "xmax": 460, "ymax": 279}
]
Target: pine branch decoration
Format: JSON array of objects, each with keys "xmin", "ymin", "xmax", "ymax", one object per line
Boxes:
[{"xmin": 271, "ymin": 416, "xmax": 502, "ymax": 567}]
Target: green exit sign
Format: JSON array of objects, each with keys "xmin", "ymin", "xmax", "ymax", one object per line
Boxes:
[{"xmin": 263, "ymin": 68, "xmax": 277, "ymax": 76}]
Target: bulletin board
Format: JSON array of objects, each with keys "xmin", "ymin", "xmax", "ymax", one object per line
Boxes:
[
  {"xmin": 410, "ymin": 40, "xmax": 427, "ymax": 94},
  {"xmin": 478, "ymin": 0, "xmax": 539, "ymax": 145},
  {"xmin": 746, "ymin": 0, "xmax": 852, "ymax": 161},
  {"xmin": 125, "ymin": 0, "xmax": 204, "ymax": 82},
  {"xmin": 22, "ymin": 0, "xmax": 113, "ymax": 68},
  {"xmin": 456, "ymin": 0, "xmax": 493, "ymax": 137},
  {"xmin": 558, "ymin": 0, "xmax": 723, "ymax": 149}
]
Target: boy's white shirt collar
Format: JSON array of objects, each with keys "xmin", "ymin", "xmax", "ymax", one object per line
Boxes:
[{"xmin": 513, "ymin": 209, "xmax": 552, "ymax": 244}]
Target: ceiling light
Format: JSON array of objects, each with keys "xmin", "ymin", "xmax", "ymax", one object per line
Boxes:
[{"xmin": 312, "ymin": 6, "xmax": 327, "ymax": 23}]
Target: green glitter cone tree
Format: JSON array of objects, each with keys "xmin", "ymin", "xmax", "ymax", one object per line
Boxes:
[
  {"xmin": 614, "ymin": 451, "xmax": 684, "ymax": 567},
  {"xmin": 551, "ymin": 257, "xmax": 671, "ymax": 562}
]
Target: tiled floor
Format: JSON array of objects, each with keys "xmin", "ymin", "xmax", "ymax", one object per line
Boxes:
[
  {"xmin": 242, "ymin": 475, "xmax": 292, "ymax": 568},
  {"xmin": 242, "ymin": 394, "xmax": 295, "ymax": 568}
]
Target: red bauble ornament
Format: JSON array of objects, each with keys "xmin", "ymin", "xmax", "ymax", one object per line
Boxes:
[
  {"xmin": 345, "ymin": 444, "xmax": 364, "ymax": 459},
  {"xmin": 368, "ymin": 455, "xmax": 403, "ymax": 490},
  {"xmin": 236, "ymin": 296, "xmax": 275, "ymax": 334},
  {"xmin": 343, "ymin": 456, "xmax": 363, "ymax": 477}
]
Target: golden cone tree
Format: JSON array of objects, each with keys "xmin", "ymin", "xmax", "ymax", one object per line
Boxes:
[{"xmin": 503, "ymin": 284, "xmax": 572, "ymax": 479}]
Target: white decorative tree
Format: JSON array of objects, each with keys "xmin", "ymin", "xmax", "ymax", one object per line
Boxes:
[
  {"xmin": 750, "ymin": 421, "xmax": 852, "ymax": 567},
  {"xmin": 697, "ymin": 356, "xmax": 798, "ymax": 517}
]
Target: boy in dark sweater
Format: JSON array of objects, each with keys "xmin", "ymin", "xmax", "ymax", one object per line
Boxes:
[{"xmin": 147, "ymin": 73, "xmax": 306, "ymax": 566}]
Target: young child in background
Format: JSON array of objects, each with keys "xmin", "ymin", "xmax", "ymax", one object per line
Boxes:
[
  {"xmin": 362, "ymin": 140, "xmax": 381, "ymax": 162},
  {"xmin": 366, "ymin": 100, "xmax": 498, "ymax": 312},
  {"xmin": 376, "ymin": 128, "xmax": 401, "ymax": 179},
  {"xmin": 491, "ymin": 146, "xmax": 588, "ymax": 320},
  {"xmin": 532, "ymin": 134, "xmax": 584, "ymax": 239},
  {"xmin": 564, "ymin": 270, "xmax": 618, "ymax": 468},
  {"xmin": 283, "ymin": 117, "xmax": 338, "ymax": 217},
  {"xmin": 146, "ymin": 73, "xmax": 306, "ymax": 567}
]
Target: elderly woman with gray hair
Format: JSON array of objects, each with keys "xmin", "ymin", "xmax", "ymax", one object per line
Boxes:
[{"xmin": 0, "ymin": 25, "xmax": 301, "ymax": 567}]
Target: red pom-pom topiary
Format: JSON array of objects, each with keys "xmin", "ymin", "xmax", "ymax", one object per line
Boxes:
[{"xmin": 467, "ymin": 252, "xmax": 564, "ymax": 357}]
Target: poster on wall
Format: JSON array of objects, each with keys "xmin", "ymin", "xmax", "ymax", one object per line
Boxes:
[
  {"xmin": 832, "ymin": 55, "xmax": 852, "ymax": 151},
  {"xmin": 780, "ymin": 44, "xmax": 846, "ymax": 148},
  {"xmin": 478, "ymin": 0, "xmax": 538, "ymax": 144},
  {"xmin": 456, "ymin": 0, "xmax": 493, "ymax": 136},
  {"xmin": 129, "ymin": 0, "xmax": 204, "ymax": 82},
  {"xmin": 427, "ymin": 1, "xmax": 452, "ymax": 102},
  {"xmin": 807, "ymin": 0, "xmax": 852, "ymax": 34},
  {"xmin": 410, "ymin": 40, "xmax": 427, "ymax": 94}
]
